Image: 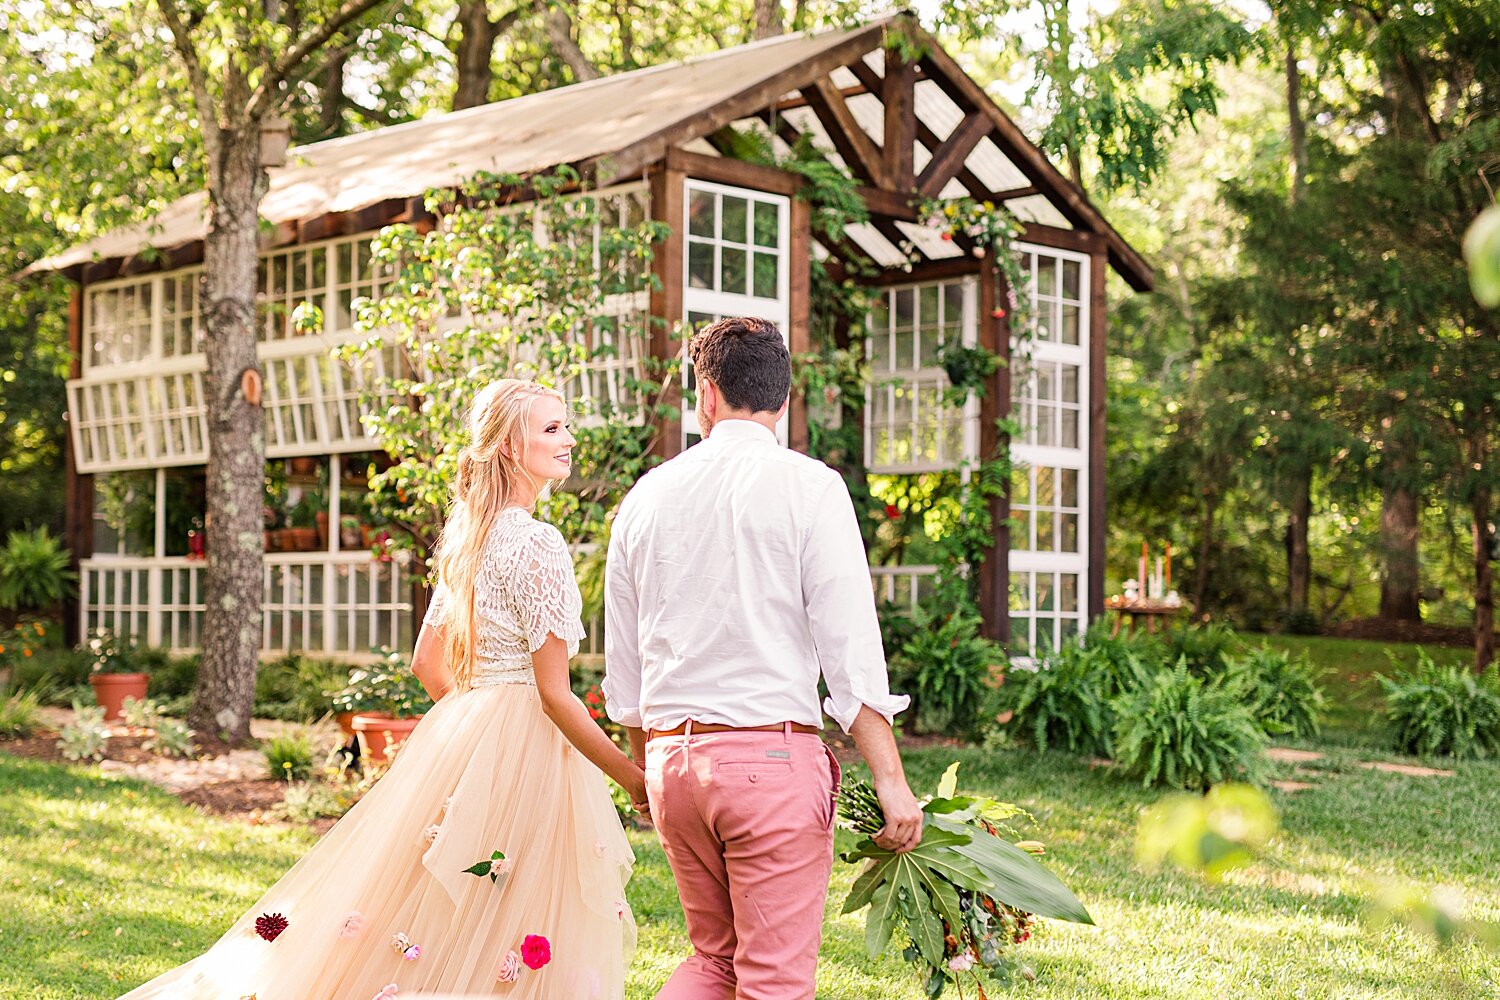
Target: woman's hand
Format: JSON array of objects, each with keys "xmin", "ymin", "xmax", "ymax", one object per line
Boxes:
[{"xmin": 621, "ymin": 762, "xmax": 648, "ymax": 814}]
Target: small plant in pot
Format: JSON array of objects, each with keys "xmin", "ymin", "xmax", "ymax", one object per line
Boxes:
[
  {"xmin": 85, "ymin": 628, "xmax": 149, "ymax": 722},
  {"xmin": 340, "ymin": 647, "xmax": 433, "ymax": 763}
]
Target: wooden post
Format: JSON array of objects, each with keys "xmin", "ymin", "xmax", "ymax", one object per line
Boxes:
[
  {"xmin": 648, "ymin": 162, "xmax": 685, "ymax": 461},
  {"xmin": 787, "ymin": 196, "xmax": 812, "ymax": 455},
  {"xmin": 882, "ymin": 47, "xmax": 916, "ymax": 192},
  {"xmin": 1088, "ymin": 249, "xmax": 1108, "ymax": 623},
  {"xmin": 977, "ymin": 254, "xmax": 1011, "ymax": 644},
  {"xmin": 63, "ymin": 286, "xmax": 92, "ymax": 647}
]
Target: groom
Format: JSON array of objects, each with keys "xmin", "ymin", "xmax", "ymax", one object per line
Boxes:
[{"xmin": 603, "ymin": 316, "xmax": 923, "ymax": 999}]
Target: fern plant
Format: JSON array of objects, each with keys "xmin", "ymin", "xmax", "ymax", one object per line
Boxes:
[
  {"xmin": 0, "ymin": 529, "xmax": 77, "ymax": 610},
  {"xmin": 1165, "ymin": 623, "xmax": 1240, "ymax": 675},
  {"xmin": 893, "ymin": 604, "xmax": 1005, "ymax": 736},
  {"xmin": 0, "ymin": 686, "xmax": 44, "ymax": 738},
  {"xmin": 1379, "ymin": 653, "xmax": 1500, "ymax": 760},
  {"xmin": 263, "ymin": 732, "xmax": 318, "ymax": 781},
  {"xmin": 1226, "ymin": 646, "xmax": 1327, "ymax": 740},
  {"xmin": 1111, "ymin": 661, "xmax": 1269, "ymax": 789},
  {"xmin": 996, "ymin": 641, "xmax": 1131, "ymax": 756}
]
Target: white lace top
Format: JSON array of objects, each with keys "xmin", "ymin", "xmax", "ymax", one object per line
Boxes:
[{"xmin": 423, "ymin": 507, "xmax": 586, "ymax": 688}]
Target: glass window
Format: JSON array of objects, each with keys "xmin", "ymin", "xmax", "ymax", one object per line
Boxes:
[{"xmin": 865, "ymin": 278, "xmax": 971, "ymax": 472}]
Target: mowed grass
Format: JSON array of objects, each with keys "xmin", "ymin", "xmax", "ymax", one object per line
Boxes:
[{"xmin": 3, "ymin": 636, "xmax": 1498, "ymax": 998}]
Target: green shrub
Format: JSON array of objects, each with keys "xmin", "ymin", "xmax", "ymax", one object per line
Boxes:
[
  {"xmin": 262, "ymin": 731, "xmax": 318, "ymax": 781},
  {"xmin": 254, "ymin": 654, "xmax": 350, "ymax": 723},
  {"xmin": 1226, "ymin": 645, "xmax": 1326, "ymax": 740},
  {"xmin": 142, "ymin": 717, "xmax": 195, "ymax": 758},
  {"xmin": 9, "ymin": 646, "xmax": 91, "ymax": 702},
  {"xmin": 0, "ymin": 686, "xmax": 44, "ymax": 738},
  {"xmin": 328, "ymin": 648, "xmax": 432, "ymax": 719},
  {"xmin": 1111, "ymin": 661, "xmax": 1269, "ymax": 789},
  {"xmin": 1165, "ymin": 623, "xmax": 1240, "ymax": 674},
  {"xmin": 890, "ymin": 604, "xmax": 1004, "ymax": 736},
  {"xmin": 996, "ymin": 641, "xmax": 1134, "ymax": 756},
  {"xmin": 1379, "ymin": 653, "xmax": 1500, "ymax": 759},
  {"xmin": 1281, "ymin": 607, "xmax": 1321, "ymax": 636},
  {"xmin": 0, "ymin": 528, "xmax": 77, "ymax": 610},
  {"xmin": 145, "ymin": 651, "xmax": 200, "ymax": 700},
  {"xmin": 58, "ymin": 702, "xmax": 108, "ymax": 762},
  {"xmin": 274, "ymin": 779, "xmax": 354, "ymax": 823}
]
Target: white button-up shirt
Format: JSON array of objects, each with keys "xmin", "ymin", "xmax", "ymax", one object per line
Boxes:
[{"xmin": 602, "ymin": 418, "xmax": 909, "ymax": 733}]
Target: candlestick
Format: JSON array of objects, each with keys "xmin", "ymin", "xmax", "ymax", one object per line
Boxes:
[
  {"xmin": 1165, "ymin": 541, "xmax": 1172, "ymax": 589},
  {"xmin": 1140, "ymin": 541, "xmax": 1148, "ymax": 597}
]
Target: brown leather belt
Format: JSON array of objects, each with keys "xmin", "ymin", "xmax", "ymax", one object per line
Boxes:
[{"xmin": 648, "ymin": 721, "xmax": 820, "ymax": 741}]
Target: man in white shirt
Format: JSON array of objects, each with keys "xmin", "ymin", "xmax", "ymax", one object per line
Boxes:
[{"xmin": 604, "ymin": 317, "xmax": 923, "ymax": 1000}]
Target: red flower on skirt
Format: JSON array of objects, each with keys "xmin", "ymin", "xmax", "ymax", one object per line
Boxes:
[{"xmin": 521, "ymin": 933, "xmax": 552, "ymax": 970}]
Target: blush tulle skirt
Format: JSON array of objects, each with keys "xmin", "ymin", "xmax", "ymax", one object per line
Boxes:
[{"xmin": 116, "ymin": 682, "xmax": 636, "ymax": 999}]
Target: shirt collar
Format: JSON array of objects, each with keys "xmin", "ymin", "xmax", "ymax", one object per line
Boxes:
[{"xmin": 705, "ymin": 418, "xmax": 778, "ymax": 446}]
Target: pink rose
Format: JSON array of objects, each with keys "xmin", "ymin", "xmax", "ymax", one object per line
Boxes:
[
  {"xmin": 422, "ymin": 824, "xmax": 441, "ymax": 845},
  {"xmin": 496, "ymin": 949, "xmax": 521, "ymax": 983},
  {"xmin": 948, "ymin": 951, "xmax": 976, "ymax": 972},
  {"xmin": 403, "ymin": 944, "xmax": 421, "ymax": 961},
  {"xmin": 340, "ymin": 911, "xmax": 365, "ymax": 939},
  {"xmin": 494, "ymin": 858, "xmax": 514, "ymax": 877},
  {"xmin": 521, "ymin": 933, "xmax": 551, "ymax": 970}
]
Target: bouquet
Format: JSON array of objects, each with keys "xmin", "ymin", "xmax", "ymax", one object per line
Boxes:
[{"xmin": 839, "ymin": 763, "xmax": 1092, "ymax": 997}]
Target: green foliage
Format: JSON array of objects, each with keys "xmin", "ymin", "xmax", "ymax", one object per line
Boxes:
[
  {"xmin": 1136, "ymin": 783, "xmax": 1279, "ymax": 882},
  {"xmin": 1379, "ymin": 652, "xmax": 1500, "ymax": 760},
  {"xmin": 328, "ymin": 648, "xmax": 432, "ymax": 719},
  {"xmin": 1111, "ymin": 661, "xmax": 1269, "ymax": 789},
  {"xmin": 1226, "ymin": 645, "xmax": 1326, "ymax": 740},
  {"xmin": 1164, "ymin": 622, "xmax": 1239, "ymax": 675},
  {"xmin": 83, "ymin": 629, "xmax": 144, "ymax": 676},
  {"xmin": 890, "ymin": 604, "xmax": 1005, "ymax": 737},
  {"xmin": 1465, "ymin": 206, "xmax": 1500, "ymax": 307},
  {"xmin": 996, "ymin": 642, "xmax": 1125, "ymax": 757},
  {"xmin": 253, "ymin": 654, "xmax": 350, "ymax": 723},
  {"xmin": 273, "ymin": 778, "xmax": 355, "ymax": 823},
  {"xmin": 57, "ymin": 702, "xmax": 108, "ymax": 762},
  {"xmin": 0, "ymin": 529, "xmax": 75, "ymax": 610},
  {"xmin": 262, "ymin": 732, "xmax": 318, "ymax": 782},
  {"xmin": 0, "ymin": 686, "xmax": 43, "ymax": 738},
  {"xmin": 141, "ymin": 717, "xmax": 194, "ymax": 758}
]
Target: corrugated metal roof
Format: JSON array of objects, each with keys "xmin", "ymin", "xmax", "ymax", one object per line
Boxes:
[{"xmin": 35, "ymin": 23, "xmax": 893, "ymax": 272}]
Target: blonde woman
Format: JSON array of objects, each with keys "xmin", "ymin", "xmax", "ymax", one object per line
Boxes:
[{"xmin": 118, "ymin": 379, "xmax": 642, "ymax": 1000}]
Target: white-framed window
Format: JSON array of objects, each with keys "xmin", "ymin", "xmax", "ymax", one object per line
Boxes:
[
  {"xmin": 1009, "ymin": 243, "xmax": 1090, "ymax": 658},
  {"xmin": 160, "ymin": 269, "xmax": 204, "ymax": 358},
  {"xmin": 865, "ymin": 278, "xmax": 977, "ymax": 473},
  {"xmin": 681, "ymin": 179, "xmax": 791, "ymax": 447},
  {"xmin": 85, "ymin": 280, "xmax": 154, "ymax": 370}
]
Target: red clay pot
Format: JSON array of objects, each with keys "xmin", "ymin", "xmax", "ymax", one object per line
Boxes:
[
  {"xmin": 90, "ymin": 673, "xmax": 149, "ymax": 722},
  {"xmin": 335, "ymin": 710, "xmax": 358, "ymax": 739},
  {"xmin": 352, "ymin": 713, "xmax": 423, "ymax": 763}
]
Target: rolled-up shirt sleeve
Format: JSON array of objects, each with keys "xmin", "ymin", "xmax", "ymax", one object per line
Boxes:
[
  {"xmin": 803, "ymin": 474, "xmax": 910, "ymax": 733},
  {"xmin": 602, "ymin": 507, "xmax": 644, "ymax": 728}
]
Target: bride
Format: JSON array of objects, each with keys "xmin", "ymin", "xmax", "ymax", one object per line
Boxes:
[{"xmin": 119, "ymin": 379, "xmax": 645, "ymax": 999}]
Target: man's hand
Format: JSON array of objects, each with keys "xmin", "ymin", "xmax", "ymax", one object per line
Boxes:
[{"xmin": 872, "ymin": 776, "xmax": 923, "ymax": 853}]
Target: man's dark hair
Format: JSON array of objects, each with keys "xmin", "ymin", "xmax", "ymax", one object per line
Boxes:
[{"xmin": 688, "ymin": 316, "xmax": 791, "ymax": 414}]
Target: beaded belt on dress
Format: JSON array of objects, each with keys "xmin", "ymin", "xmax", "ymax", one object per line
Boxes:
[{"xmin": 471, "ymin": 665, "xmax": 536, "ymax": 688}]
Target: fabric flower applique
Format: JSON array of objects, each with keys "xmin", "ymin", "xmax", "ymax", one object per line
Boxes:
[
  {"xmin": 340, "ymin": 911, "xmax": 365, "ymax": 939},
  {"xmin": 495, "ymin": 949, "xmax": 521, "ymax": 983},
  {"xmin": 421, "ymin": 823, "xmax": 442, "ymax": 845},
  {"xmin": 371, "ymin": 985, "xmax": 399, "ymax": 1000},
  {"xmin": 463, "ymin": 849, "xmax": 511, "ymax": 883},
  {"xmin": 614, "ymin": 899, "xmax": 627, "ymax": 920},
  {"xmin": 391, "ymin": 930, "xmax": 421, "ymax": 960},
  {"xmin": 255, "ymin": 912, "xmax": 288, "ymax": 942},
  {"xmin": 593, "ymin": 841, "xmax": 607, "ymax": 858},
  {"xmin": 521, "ymin": 933, "xmax": 551, "ymax": 970}
]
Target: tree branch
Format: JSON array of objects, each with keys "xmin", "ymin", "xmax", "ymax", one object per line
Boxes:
[
  {"xmin": 245, "ymin": 0, "xmax": 395, "ymax": 122},
  {"xmin": 154, "ymin": 0, "xmax": 219, "ymax": 150},
  {"xmin": 544, "ymin": 4, "xmax": 600, "ymax": 81}
]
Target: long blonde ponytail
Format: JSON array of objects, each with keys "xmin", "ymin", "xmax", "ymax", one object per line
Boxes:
[{"xmin": 433, "ymin": 379, "xmax": 566, "ymax": 688}]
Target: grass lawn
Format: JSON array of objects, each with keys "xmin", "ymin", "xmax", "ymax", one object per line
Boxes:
[{"xmin": 3, "ymin": 636, "xmax": 1497, "ymax": 998}]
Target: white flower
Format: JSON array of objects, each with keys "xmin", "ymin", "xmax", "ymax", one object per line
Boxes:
[
  {"xmin": 390, "ymin": 931, "xmax": 411, "ymax": 954},
  {"xmin": 948, "ymin": 951, "xmax": 976, "ymax": 972},
  {"xmin": 422, "ymin": 824, "xmax": 441, "ymax": 845},
  {"xmin": 493, "ymin": 858, "xmax": 513, "ymax": 877}
]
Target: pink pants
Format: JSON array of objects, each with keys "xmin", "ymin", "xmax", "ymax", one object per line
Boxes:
[{"xmin": 645, "ymin": 725, "xmax": 840, "ymax": 1000}]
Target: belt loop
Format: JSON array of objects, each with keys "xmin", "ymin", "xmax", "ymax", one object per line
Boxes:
[
  {"xmin": 684, "ymin": 719, "xmax": 694, "ymax": 739},
  {"xmin": 783, "ymin": 721, "xmax": 792, "ymax": 743}
]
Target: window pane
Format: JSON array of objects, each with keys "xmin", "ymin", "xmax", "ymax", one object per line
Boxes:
[
  {"xmin": 1061, "ymin": 363, "xmax": 1079, "ymax": 403},
  {"xmin": 689, "ymin": 190, "xmax": 716, "ymax": 238},
  {"xmin": 1060, "ymin": 468, "xmax": 1078, "ymax": 507},
  {"xmin": 1063, "ymin": 259, "xmax": 1081, "ymax": 299},
  {"xmin": 894, "ymin": 288, "xmax": 914, "ymax": 330},
  {"xmin": 721, "ymin": 196, "xmax": 748, "ymax": 244},
  {"xmin": 688, "ymin": 240, "xmax": 715, "ymax": 290},
  {"xmin": 919, "ymin": 284, "xmax": 939, "ymax": 331},
  {"xmin": 1062, "ymin": 304, "xmax": 1080, "ymax": 345},
  {"xmin": 1009, "ymin": 572, "xmax": 1031, "ymax": 610},
  {"xmin": 1060, "ymin": 513, "xmax": 1079, "ymax": 551},
  {"xmin": 1010, "ymin": 467, "xmax": 1031, "ymax": 505},
  {"xmin": 753, "ymin": 201, "xmax": 778, "ymax": 247},
  {"xmin": 1060, "ymin": 573, "xmax": 1079, "ymax": 612},
  {"xmin": 1061, "ymin": 409, "xmax": 1079, "ymax": 448},
  {"xmin": 721, "ymin": 246, "xmax": 747, "ymax": 295},
  {"xmin": 752, "ymin": 251, "xmax": 778, "ymax": 298}
]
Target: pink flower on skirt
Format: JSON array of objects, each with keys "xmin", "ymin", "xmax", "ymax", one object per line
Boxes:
[
  {"xmin": 521, "ymin": 933, "xmax": 551, "ymax": 970},
  {"xmin": 390, "ymin": 931, "xmax": 412, "ymax": 954},
  {"xmin": 493, "ymin": 858, "xmax": 513, "ymax": 877},
  {"xmin": 496, "ymin": 949, "xmax": 522, "ymax": 983},
  {"xmin": 370, "ymin": 986, "xmax": 398, "ymax": 1000},
  {"xmin": 615, "ymin": 899, "xmax": 627, "ymax": 919},
  {"xmin": 340, "ymin": 911, "xmax": 365, "ymax": 939},
  {"xmin": 422, "ymin": 824, "xmax": 441, "ymax": 845},
  {"xmin": 403, "ymin": 944, "xmax": 421, "ymax": 961}
]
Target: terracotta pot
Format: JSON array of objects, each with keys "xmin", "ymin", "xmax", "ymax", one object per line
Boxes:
[
  {"xmin": 264, "ymin": 529, "xmax": 284, "ymax": 553},
  {"xmin": 90, "ymin": 672, "xmax": 149, "ymax": 722},
  {"xmin": 315, "ymin": 511, "xmax": 330, "ymax": 549},
  {"xmin": 287, "ymin": 456, "xmax": 320, "ymax": 476},
  {"xmin": 335, "ymin": 710, "xmax": 358, "ymax": 738},
  {"xmin": 284, "ymin": 526, "xmax": 319, "ymax": 552},
  {"xmin": 352, "ymin": 713, "xmax": 423, "ymax": 763}
]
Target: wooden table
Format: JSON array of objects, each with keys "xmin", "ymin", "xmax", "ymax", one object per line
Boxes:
[{"xmin": 1105, "ymin": 601, "xmax": 1184, "ymax": 636}]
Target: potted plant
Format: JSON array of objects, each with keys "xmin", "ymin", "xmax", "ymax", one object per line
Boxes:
[
  {"xmin": 86, "ymin": 628, "xmax": 148, "ymax": 722},
  {"xmin": 342, "ymin": 647, "xmax": 434, "ymax": 763},
  {"xmin": 284, "ymin": 493, "xmax": 321, "ymax": 552}
]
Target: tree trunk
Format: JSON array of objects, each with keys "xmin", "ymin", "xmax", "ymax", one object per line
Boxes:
[
  {"xmin": 189, "ymin": 127, "xmax": 268, "ymax": 746},
  {"xmin": 1378, "ymin": 475, "xmax": 1422, "ymax": 623},
  {"xmin": 752, "ymin": 0, "xmax": 784, "ymax": 39},
  {"xmin": 318, "ymin": 50, "xmax": 347, "ymax": 137},
  {"xmin": 1193, "ymin": 490, "xmax": 1219, "ymax": 615},
  {"xmin": 1287, "ymin": 463, "xmax": 1312, "ymax": 612},
  {"xmin": 1285, "ymin": 45, "xmax": 1308, "ymax": 201},
  {"xmin": 1474, "ymin": 482, "xmax": 1495, "ymax": 673},
  {"xmin": 545, "ymin": 6, "xmax": 600, "ymax": 82},
  {"xmin": 453, "ymin": 0, "xmax": 502, "ymax": 110}
]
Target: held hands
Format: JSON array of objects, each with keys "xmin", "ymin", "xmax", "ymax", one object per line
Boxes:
[
  {"xmin": 624, "ymin": 761, "xmax": 651, "ymax": 824},
  {"xmin": 871, "ymin": 776, "xmax": 923, "ymax": 853}
]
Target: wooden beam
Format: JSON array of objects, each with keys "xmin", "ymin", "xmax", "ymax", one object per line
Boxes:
[
  {"xmin": 916, "ymin": 111, "xmax": 992, "ymax": 200},
  {"xmin": 801, "ymin": 75, "xmax": 887, "ymax": 188},
  {"xmin": 916, "ymin": 44, "xmax": 1154, "ymax": 292},
  {"xmin": 1088, "ymin": 248, "xmax": 1108, "ymax": 623},
  {"xmin": 1019, "ymin": 223, "xmax": 1105, "ymax": 256},
  {"xmin": 857, "ymin": 185, "xmax": 918, "ymax": 221},
  {"xmin": 665, "ymin": 147, "xmax": 802, "ymax": 198},
  {"xmin": 581, "ymin": 19, "xmax": 892, "ymax": 186},
  {"xmin": 882, "ymin": 47, "xmax": 916, "ymax": 191},
  {"xmin": 860, "ymin": 256, "xmax": 980, "ymax": 287},
  {"xmin": 787, "ymin": 196, "xmax": 812, "ymax": 455},
  {"xmin": 977, "ymin": 253, "xmax": 1010, "ymax": 645},
  {"xmin": 993, "ymin": 185, "xmax": 1038, "ymax": 201},
  {"xmin": 773, "ymin": 83, "xmax": 871, "ymax": 113},
  {"xmin": 63, "ymin": 286, "xmax": 91, "ymax": 648},
  {"xmin": 847, "ymin": 58, "xmax": 992, "ymax": 200},
  {"xmin": 648, "ymin": 162, "xmax": 686, "ymax": 461},
  {"xmin": 81, "ymin": 258, "xmax": 122, "ymax": 284}
]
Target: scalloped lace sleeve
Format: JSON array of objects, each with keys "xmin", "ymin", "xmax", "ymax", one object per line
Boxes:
[
  {"xmin": 516, "ymin": 525, "xmax": 586, "ymax": 657},
  {"xmin": 423, "ymin": 581, "xmax": 449, "ymax": 628}
]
